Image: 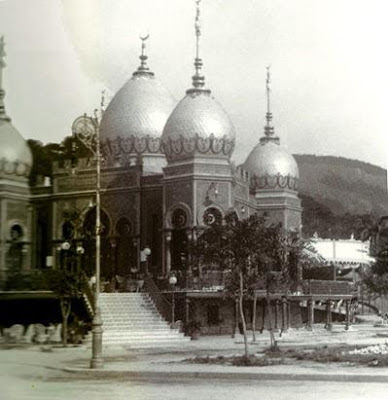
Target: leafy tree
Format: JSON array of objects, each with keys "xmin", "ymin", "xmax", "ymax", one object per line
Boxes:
[
  {"xmin": 27, "ymin": 135, "xmax": 92, "ymax": 186},
  {"xmin": 45, "ymin": 268, "xmax": 88, "ymax": 346},
  {"xmin": 195, "ymin": 214, "xmax": 306, "ymax": 357}
]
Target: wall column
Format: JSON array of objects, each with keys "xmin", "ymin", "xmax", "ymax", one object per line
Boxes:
[
  {"xmin": 326, "ymin": 300, "xmax": 333, "ymax": 331},
  {"xmin": 307, "ymin": 298, "xmax": 315, "ymax": 330},
  {"xmin": 185, "ymin": 298, "xmax": 190, "ymax": 324},
  {"xmin": 345, "ymin": 299, "xmax": 351, "ymax": 330},
  {"xmin": 281, "ymin": 297, "xmax": 288, "ymax": 334},
  {"xmin": 287, "ymin": 299, "xmax": 291, "ymax": 330},
  {"xmin": 274, "ymin": 299, "xmax": 279, "ymax": 329},
  {"xmin": 165, "ymin": 231, "xmax": 172, "ymax": 276}
]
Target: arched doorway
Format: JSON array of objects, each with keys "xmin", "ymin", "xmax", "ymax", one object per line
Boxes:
[
  {"xmin": 115, "ymin": 217, "xmax": 135, "ymax": 276},
  {"xmin": 170, "ymin": 208, "xmax": 189, "ymax": 287},
  {"xmin": 81, "ymin": 207, "xmax": 111, "ymax": 279},
  {"xmin": 7, "ymin": 224, "xmax": 24, "ymax": 272}
]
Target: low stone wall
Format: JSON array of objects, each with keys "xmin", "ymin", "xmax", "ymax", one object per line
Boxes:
[
  {"xmin": 189, "ymin": 298, "xmax": 303, "ymax": 335},
  {"xmin": 0, "ymin": 323, "xmax": 62, "ymax": 344},
  {"xmin": 303, "ymin": 280, "xmax": 354, "ymax": 295}
]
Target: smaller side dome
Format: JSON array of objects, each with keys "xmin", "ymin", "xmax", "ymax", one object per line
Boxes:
[
  {"xmin": 243, "ymin": 66, "xmax": 298, "ymax": 191},
  {"xmin": 243, "ymin": 141, "xmax": 299, "ymax": 191},
  {"xmin": 0, "ymin": 37, "xmax": 32, "ymax": 178},
  {"xmin": 161, "ymin": 91, "xmax": 235, "ymax": 162}
]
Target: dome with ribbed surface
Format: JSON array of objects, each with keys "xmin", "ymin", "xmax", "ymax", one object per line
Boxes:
[
  {"xmin": 100, "ymin": 74, "xmax": 176, "ymax": 142},
  {"xmin": 162, "ymin": 91, "xmax": 235, "ymax": 162},
  {"xmin": 244, "ymin": 141, "xmax": 299, "ymax": 191}
]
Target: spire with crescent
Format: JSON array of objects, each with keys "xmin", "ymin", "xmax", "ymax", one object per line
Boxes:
[
  {"xmin": 0, "ymin": 36, "xmax": 10, "ymax": 121},
  {"xmin": 261, "ymin": 65, "xmax": 279, "ymax": 144},
  {"xmin": 133, "ymin": 34, "xmax": 154, "ymax": 77},
  {"xmin": 187, "ymin": 0, "xmax": 210, "ymax": 94}
]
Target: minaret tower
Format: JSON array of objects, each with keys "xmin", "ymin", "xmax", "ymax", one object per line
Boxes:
[
  {"xmin": 161, "ymin": 0, "xmax": 236, "ymax": 276},
  {"xmin": 243, "ymin": 67, "xmax": 302, "ymax": 231}
]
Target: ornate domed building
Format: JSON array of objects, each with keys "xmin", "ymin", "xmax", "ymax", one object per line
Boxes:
[
  {"xmin": 0, "ymin": 0, "xmax": 365, "ymax": 345},
  {"xmin": 3, "ymin": 3, "xmax": 360, "ymax": 341},
  {"xmin": 2, "ymin": 2, "xmax": 302, "ymax": 285}
]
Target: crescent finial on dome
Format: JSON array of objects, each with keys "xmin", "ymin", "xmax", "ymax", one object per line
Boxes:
[
  {"xmin": 0, "ymin": 36, "xmax": 10, "ymax": 122},
  {"xmin": 133, "ymin": 34, "xmax": 154, "ymax": 77}
]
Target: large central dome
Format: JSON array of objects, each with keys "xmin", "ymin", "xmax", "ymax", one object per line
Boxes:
[
  {"xmin": 161, "ymin": 0, "xmax": 235, "ymax": 163},
  {"xmin": 99, "ymin": 40, "xmax": 176, "ymax": 173},
  {"xmin": 100, "ymin": 74, "xmax": 176, "ymax": 142},
  {"xmin": 162, "ymin": 91, "xmax": 235, "ymax": 142},
  {"xmin": 161, "ymin": 90, "xmax": 235, "ymax": 162}
]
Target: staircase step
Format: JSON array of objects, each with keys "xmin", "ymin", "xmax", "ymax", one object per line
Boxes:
[{"xmin": 97, "ymin": 292, "xmax": 186, "ymax": 349}]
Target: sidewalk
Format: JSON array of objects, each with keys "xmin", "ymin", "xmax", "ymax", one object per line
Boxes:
[{"xmin": 61, "ymin": 322, "xmax": 388, "ymax": 383}]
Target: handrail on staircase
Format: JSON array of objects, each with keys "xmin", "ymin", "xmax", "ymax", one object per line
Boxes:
[
  {"xmin": 80, "ymin": 271, "xmax": 95, "ymax": 317},
  {"xmin": 144, "ymin": 276, "xmax": 172, "ymax": 323}
]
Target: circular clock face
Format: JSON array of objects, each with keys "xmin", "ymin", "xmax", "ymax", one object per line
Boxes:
[
  {"xmin": 172, "ymin": 208, "xmax": 188, "ymax": 229},
  {"xmin": 203, "ymin": 207, "xmax": 222, "ymax": 226},
  {"xmin": 72, "ymin": 115, "xmax": 95, "ymax": 142}
]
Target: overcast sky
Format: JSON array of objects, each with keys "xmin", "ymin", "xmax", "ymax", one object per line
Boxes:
[{"xmin": 0, "ymin": 0, "xmax": 387, "ymax": 168}]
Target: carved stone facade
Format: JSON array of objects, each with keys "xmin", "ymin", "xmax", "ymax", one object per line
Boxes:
[
  {"xmin": 7, "ymin": 146, "xmax": 301, "ymax": 281},
  {"xmin": 0, "ymin": 177, "xmax": 31, "ymax": 281}
]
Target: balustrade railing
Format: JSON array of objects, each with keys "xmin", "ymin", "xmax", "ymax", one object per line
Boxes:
[
  {"xmin": 80, "ymin": 271, "xmax": 95, "ymax": 316},
  {"xmin": 144, "ymin": 276, "xmax": 172, "ymax": 322}
]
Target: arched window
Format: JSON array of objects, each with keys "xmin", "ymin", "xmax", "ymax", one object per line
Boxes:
[
  {"xmin": 82, "ymin": 207, "xmax": 111, "ymax": 238},
  {"xmin": 203, "ymin": 207, "xmax": 223, "ymax": 226},
  {"xmin": 172, "ymin": 208, "xmax": 188, "ymax": 229},
  {"xmin": 10, "ymin": 224, "xmax": 23, "ymax": 241},
  {"xmin": 81, "ymin": 207, "xmax": 111, "ymax": 278},
  {"xmin": 115, "ymin": 217, "xmax": 134, "ymax": 277},
  {"xmin": 7, "ymin": 224, "xmax": 24, "ymax": 271},
  {"xmin": 62, "ymin": 221, "xmax": 74, "ymax": 240}
]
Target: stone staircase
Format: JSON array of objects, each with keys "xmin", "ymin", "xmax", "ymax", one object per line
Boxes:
[{"xmin": 98, "ymin": 292, "xmax": 190, "ymax": 348}]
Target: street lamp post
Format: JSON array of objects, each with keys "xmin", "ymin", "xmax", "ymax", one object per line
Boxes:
[
  {"xmin": 71, "ymin": 107, "xmax": 104, "ymax": 369},
  {"xmin": 169, "ymin": 274, "xmax": 177, "ymax": 328}
]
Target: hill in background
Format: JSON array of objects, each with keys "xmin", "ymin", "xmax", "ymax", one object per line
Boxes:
[{"xmin": 295, "ymin": 155, "xmax": 388, "ymax": 238}]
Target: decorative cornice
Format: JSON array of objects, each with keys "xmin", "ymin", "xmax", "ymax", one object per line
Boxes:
[
  {"xmin": 101, "ymin": 135, "xmax": 164, "ymax": 159},
  {"xmin": 163, "ymin": 133, "xmax": 235, "ymax": 162},
  {"xmin": 78, "ymin": 133, "xmax": 235, "ymax": 165},
  {"xmin": 250, "ymin": 173, "xmax": 298, "ymax": 191},
  {"xmin": 0, "ymin": 157, "xmax": 31, "ymax": 177}
]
